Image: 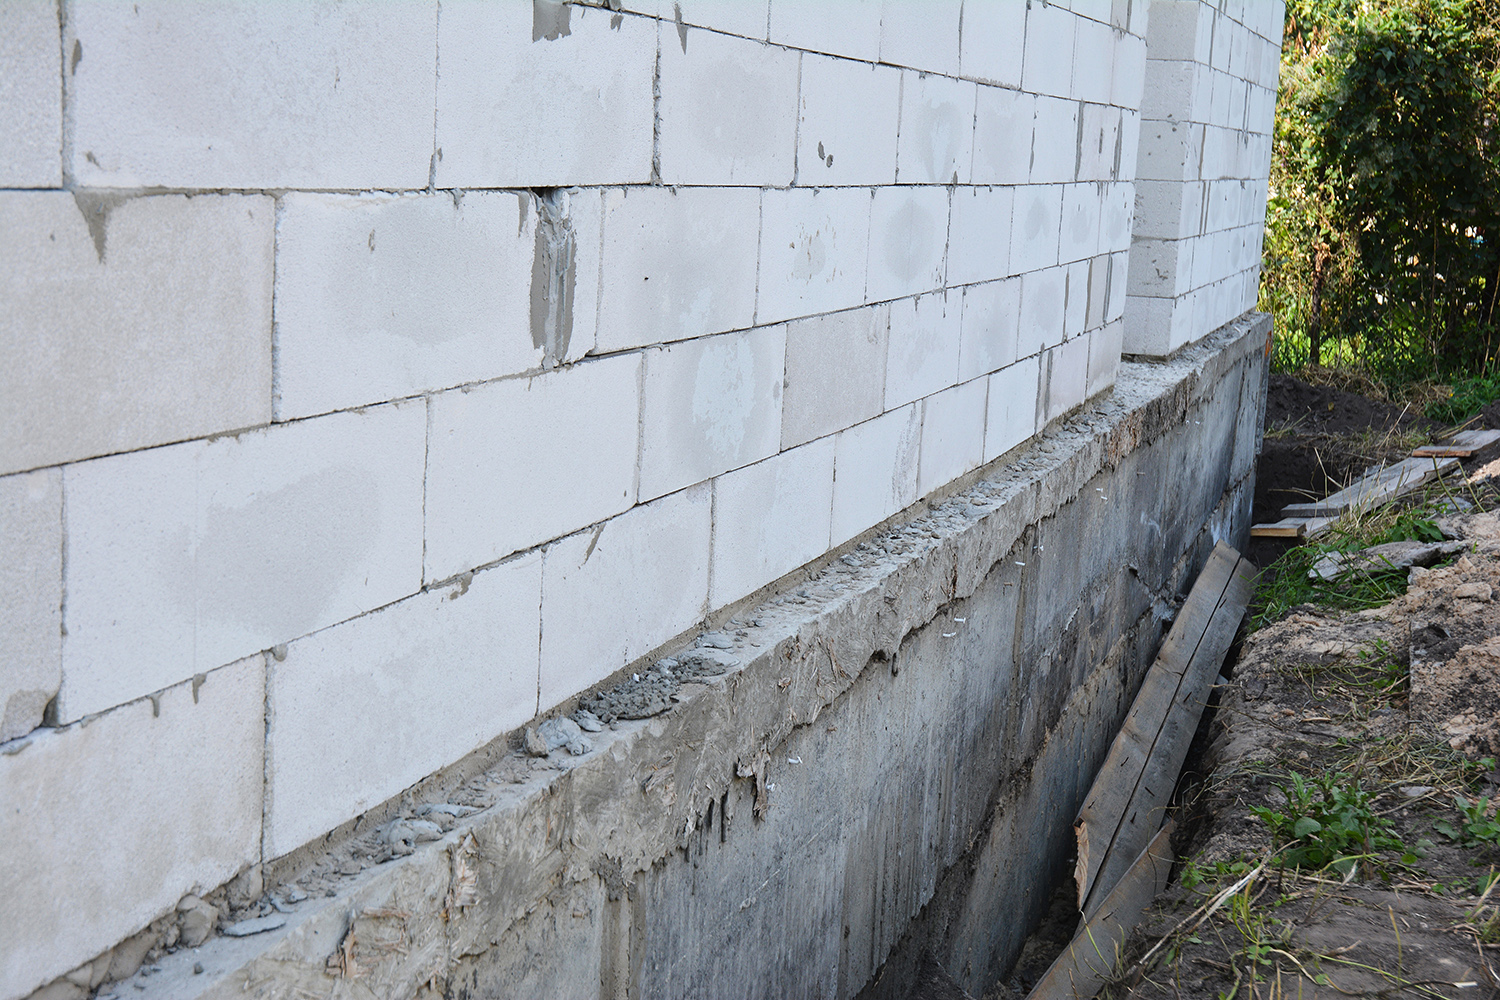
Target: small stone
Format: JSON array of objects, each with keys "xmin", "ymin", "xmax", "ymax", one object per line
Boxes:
[
  {"xmin": 1401, "ymin": 785, "xmax": 1434, "ymax": 797},
  {"xmin": 193, "ymin": 964, "xmax": 203, "ymax": 976},
  {"xmin": 573, "ymin": 709, "xmax": 604, "ymax": 732},
  {"xmin": 29, "ymin": 979, "xmax": 86, "ymax": 1000},
  {"xmin": 564, "ymin": 736, "xmax": 592, "ymax": 756},
  {"xmin": 538, "ymin": 716, "xmax": 584, "ymax": 751},
  {"xmin": 1454, "ymin": 581, "xmax": 1492, "ymax": 601},
  {"xmin": 523, "ymin": 726, "xmax": 549, "ymax": 757},
  {"xmin": 178, "ymin": 899, "xmax": 216, "ymax": 948},
  {"xmin": 380, "ymin": 820, "xmax": 417, "ymax": 855},
  {"xmin": 106, "ymin": 929, "xmax": 157, "ymax": 984},
  {"xmin": 697, "ymin": 632, "xmax": 733, "ymax": 649},
  {"xmin": 407, "ymin": 819, "xmax": 444, "ymax": 842},
  {"xmin": 284, "ymin": 888, "xmax": 308, "ymax": 903},
  {"xmin": 221, "ymin": 915, "xmax": 287, "ymax": 938}
]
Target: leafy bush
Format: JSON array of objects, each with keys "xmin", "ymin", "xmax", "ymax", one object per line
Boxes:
[
  {"xmin": 1264, "ymin": 0, "xmax": 1500, "ymax": 383},
  {"xmin": 1251, "ymin": 772, "xmax": 1402, "ymax": 872},
  {"xmin": 1434, "ymin": 793, "xmax": 1500, "ymax": 846}
]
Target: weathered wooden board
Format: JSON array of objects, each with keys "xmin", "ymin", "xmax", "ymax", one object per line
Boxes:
[
  {"xmin": 1074, "ymin": 542, "xmax": 1255, "ymax": 918},
  {"xmin": 1250, "ymin": 516, "xmax": 1337, "ymax": 540},
  {"xmin": 1281, "ymin": 456, "xmax": 1460, "ymax": 518},
  {"xmin": 1024, "ymin": 821, "xmax": 1177, "ymax": 1000},
  {"xmin": 1412, "ymin": 429, "xmax": 1500, "ymax": 458},
  {"xmin": 1250, "ymin": 518, "xmax": 1306, "ymax": 538}
]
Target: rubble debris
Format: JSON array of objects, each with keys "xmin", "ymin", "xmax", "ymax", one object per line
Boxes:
[
  {"xmin": 1305, "ymin": 538, "xmax": 1468, "ymax": 581},
  {"xmin": 220, "ymin": 915, "xmax": 287, "ymax": 938}
]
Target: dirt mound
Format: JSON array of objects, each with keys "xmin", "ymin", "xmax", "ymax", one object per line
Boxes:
[
  {"xmin": 1120, "ymin": 518, "xmax": 1500, "ymax": 1000},
  {"xmin": 1265, "ymin": 373, "xmax": 1423, "ymax": 435}
]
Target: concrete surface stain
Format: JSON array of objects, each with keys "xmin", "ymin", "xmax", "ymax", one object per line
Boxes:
[
  {"xmin": 883, "ymin": 199, "xmax": 934, "ymax": 284},
  {"xmin": 792, "ymin": 229, "xmax": 829, "ymax": 282},
  {"xmin": 70, "ymin": 39, "xmax": 81, "ymax": 75},
  {"xmin": 532, "ymin": 0, "xmax": 572, "ymax": 41},
  {"xmin": 529, "ymin": 191, "xmax": 577, "ymax": 367},
  {"xmin": 164, "ymin": 466, "xmax": 381, "ymax": 644},
  {"xmin": 70, "ymin": 190, "xmax": 128, "ymax": 264},
  {"xmin": 674, "ymin": 3, "xmax": 688, "ymax": 52},
  {"xmin": 691, "ymin": 337, "xmax": 758, "ymax": 458},
  {"xmin": 918, "ymin": 99, "xmax": 963, "ymax": 183}
]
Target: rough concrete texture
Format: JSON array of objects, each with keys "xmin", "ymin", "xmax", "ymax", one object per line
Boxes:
[
  {"xmin": 0, "ymin": 192, "xmax": 273, "ymax": 476},
  {"xmin": 66, "ymin": 2, "xmax": 437, "ymax": 189},
  {"xmin": 1, "ymin": 655, "xmax": 265, "ymax": 1000},
  {"xmin": 0, "ymin": 468, "xmax": 62, "ymax": 742},
  {"xmin": 0, "ymin": 0, "xmax": 61, "ymax": 188},
  {"xmin": 104, "ymin": 313, "xmax": 1269, "ymax": 1000},
  {"xmin": 59, "ymin": 401, "xmax": 427, "ymax": 723}
]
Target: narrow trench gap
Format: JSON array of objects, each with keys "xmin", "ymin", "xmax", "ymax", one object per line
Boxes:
[{"xmin": 987, "ymin": 626, "xmax": 1247, "ymax": 1000}]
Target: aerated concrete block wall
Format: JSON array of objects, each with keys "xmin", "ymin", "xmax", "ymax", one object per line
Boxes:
[
  {"xmin": 1123, "ymin": 0, "xmax": 1282, "ymax": 355},
  {"xmin": 0, "ymin": 2, "xmax": 1279, "ymax": 997}
]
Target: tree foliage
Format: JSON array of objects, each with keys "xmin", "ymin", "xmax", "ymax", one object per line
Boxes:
[{"xmin": 1264, "ymin": 0, "xmax": 1500, "ymax": 378}]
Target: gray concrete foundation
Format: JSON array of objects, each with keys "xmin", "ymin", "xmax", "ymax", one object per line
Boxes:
[{"xmin": 130, "ymin": 313, "xmax": 1269, "ymax": 1000}]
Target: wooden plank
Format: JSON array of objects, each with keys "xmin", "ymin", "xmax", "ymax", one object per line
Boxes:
[
  {"xmin": 1301, "ymin": 516, "xmax": 1337, "ymax": 541},
  {"xmin": 1073, "ymin": 542, "xmax": 1255, "ymax": 915},
  {"xmin": 1412, "ymin": 429, "xmax": 1500, "ymax": 458},
  {"xmin": 1024, "ymin": 821, "xmax": 1177, "ymax": 1000},
  {"xmin": 1281, "ymin": 456, "xmax": 1460, "ymax": 518},
  {"xmin": 1250, "ymin": 519, "xmax": 1305, "ymax": 538}
]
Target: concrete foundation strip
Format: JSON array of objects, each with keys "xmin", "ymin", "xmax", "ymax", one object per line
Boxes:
[{"xmin": 1073, "ymin": 541, "xmax": 1256, "ymax": 918}]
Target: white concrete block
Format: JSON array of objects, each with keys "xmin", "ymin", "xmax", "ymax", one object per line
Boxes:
[
  {"xmin": 798, "ymin": 53, "xmax": 901, "ymax": 186},
  {"xmin": 878, "ymin": 0, "xmax": 961, "ymax": 75},
  {"xmin": 971, "ymin": 86, "xmax": 1034, "ymax": 186},
  {"xmin": 917, "ymin": 376, "xmax": 987, "ymax": 496},
  {"xmin": 1029, "ymin": 95, "xmax": 1080, "ymax": 183},
  {"xmin": 1078, "ymin": 103, "xmax": 1122, "ymax": 181},
  {"xmin": 958, "ymin": 278, "xmax": 1021, "ymax": 382},
  {"xmin": 1100, "ymin": 180, "xmax": 1135, "ymax": 253},
  {"xmin": 1111, "ymin": 32, "xmax": 1149, "ymax": 110},
  {"xmin": 1128, "ymin": 237, "xmax": 1194, "ymax": 297},
  {"xmin": 436, "ymin": 3, "xmax": 655, "ymax": 187},
  {"xmin": 947, "ymin": 185, "xmax": 1014, "ymax": 286},
  {"xmin": 1132, "ymin": 179, "xmax": 1203, "ymax": 240},
  {"xmin": 1040, "ymin": 334, "xmax": 1089, "ymax": 422},
  {"xmin": 68, "ymin": 2, "xmax": 436, "ymax": 189},
  {"xmin": 1119, "ymin": 108, "xmax": 1142, "ymax": 183},
  {"xmin": 1059, "ymin": 183, "xmax": 1102, "ymax": 264},
  {"xmin": 1070, "ymin": 15, "xmax": 1116, "ymax": 105},
  {"xmin": 885, "ymin": 291, "xmax": 961, "ymax": 409},
  {"xmin": 0, "ymin": 469, "xmax": 61, "ymax": 744},
  {"xmin": 0, "ymin": 656, "xmax": 263, "ymax": 1000},
  {"xmin": 640, "ymin": 327, "xmax": 786, "ymax": 501},
  {"xmin": 757, "ymin": 187, "xmax": 872, "ymax": 325},
  {"xmin": 830, "ymin": 404, "xmax": 920, "ymax": 546},
  {"xmin": 710, "ymin": 439, "xmax": 835, "ymax": 607},
  {"xmin": 1108, "ymin": 250, "xmax": 1130, "ymax": 322},
  {"xmin": 673, "ymin": 0, "xmax": 770, "ymax": 40},
  {"xmin": 1064, "ymin": 259, "xmax": 1090, "ymax": 337},
  {"xmin": 781, "ymin": 305, "xmax": 889, "ymax": 448},
  {"xmin": 768, "ymin": 0, "xmax": 882, "ymax": 62},
  {"xmin": 0, "ymin": 192, "xmax": 273, "ymax": 477},
  {"xmin": 1122, "ymin": 289, "xmax": 1186, "ymax": 355},
  {"xmin": 1072, "ymin": 0, "xmax": 1114, "ymax": 24},
  {"xmin": 984, "ymin": 357, "xmax": 1041, "ymax": 462},
  {"xmin": 1135, "ymin": 120, "xmax": 1204, "ymax": 181},
  {"xmin": 597, "ymin": 185, "xmax": 762, "ymax": 353},
  {"xmin": 960, "ymin": 1, "xmax": 1026, "ymax": 87},
  {"xmin": 597, "ymin": 186, "xmax": 761, "ymax": 352},
  {"xmin": 425, "ymin": 354, "xmax": 641, "ymax": 584},
  {"xmin": 1147, "ymin": 1, "xmax": 1212, "ymax": 63},
  {"xmin": 1087, "ymin": 319, "xmax": 1123, "ymax": 397},
  {"xmin": 0, "ymin": 0, "xmax": 60, "ymax": 187},
  {"xmin": 62, "ymin": 402, "xmax": 426, "ymax": 722},
  {"xmin": 266, "ymin": 552, "xmax": 542, "ymax": 858},
  {"xmin": 865, "ymin": 185, "xmax": 949, "ymax": 303},
  {"xmin": 274, "ymin": 191, "xmax": 547, "ymax": 420},
  {"xmin": 896, "ymin": 71, "xmax": 976, "ymax": 185},
  {"xmin": 1085, "ymin": 253, "xmax": 1111, "ymax": 330},
  {"xmin": 1018, "ymin": 266, "xmax": 1067, "ymax": 359},
  {"xmin": 542, "ymin": 484, "xmax": 712, "ymax": 710},
  {"xmin": 659, "ymin": 24, "xmax": 799, "ymax": 185},
  {"xmin": 1022, "ymin": 2, "xmax": 1076, "ymax": 98},
  {"xmin": 1009, "ymin": 183, "xmax": 1063, "ymax": 276}
]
